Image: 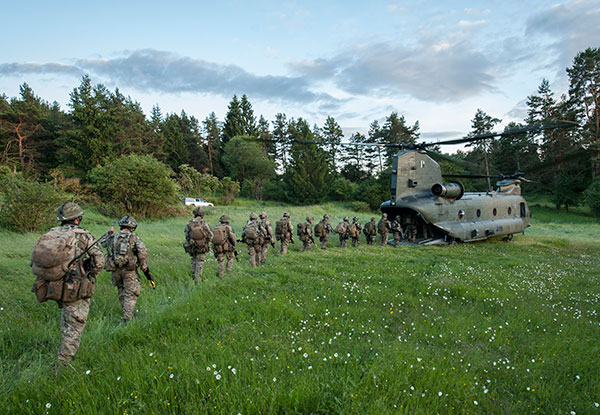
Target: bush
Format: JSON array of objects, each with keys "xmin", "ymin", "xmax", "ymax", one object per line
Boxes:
[
  {"xmin": 353, "ymin": 174, "xmax": 390, "ymax": 211},
  {"xmin": 329, "ymin": 177, "xmax": 358, "ymax": 201},
  {"xmin": 583, "ymin": 180, "xmax": 600, "ymax": 217},
  {"xmin": 0, "ymin": 173, "xmax": 65, "ymax": 232},
  {"xmin": 87, "ymin": 155, "xmax": 180, "ymax": 218},
  {"xmin": 352, "ymin": 201, "xmax": 371, "ymax": 213},
  {"xmin": 218, "ymin": 177, "xmax": 240, "ymax": 205}
]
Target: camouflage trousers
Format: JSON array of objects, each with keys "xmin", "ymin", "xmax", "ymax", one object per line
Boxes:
[
  {"xmin": 216, "ymin": 252, "xmax": 234, "ymax": 277},
  {"xmin": 379, "ymin": 232, "xmax": 389, "ymax": 245},
  {"xmin": 405, "ymin": 225, "xmax": 417, "ymax": 242},
  {"xmin": 260, "ymin": 243, "xmax": 270, "ymax": 265},
  {"xmin": 351, "ymin": 237, "xmax": 360, "ymax": 247},
  {"xmin": 112, "ymin": 269, "xmax": 140, "ymax": 324},
  {"xmin": 319, "ymin": 235, "xmax": 328, "ymax": 249},
  {"xmin": 300, "ymin": 238, "xmax": 312, "ymax": 252},
  {"xmin": 366, "ymin": 235, "xmax": 376, "ymax": 245},
  {"xmin": 393, "ymin": 231, "xmax": 403, "ymax": 245},
  {"xmin": 339, "ymin": 235, "xmax": 348, "ymax": 248},
  {"xmin": 279, "ymin": 238, "xmax": 291, "ymax": 254},
  {"xmin": 247, "ymin": 243, "xmax": 262, "ymax": 267},
  {"xmin": 58, "ymin": 298, "xmax": 90, "ymax": 363},
  {"xmin": 191, "ymin": 253, "xmax": 206, "ymax": 282}
]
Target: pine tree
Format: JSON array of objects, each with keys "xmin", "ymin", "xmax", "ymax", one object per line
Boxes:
[
  {"xmin": 222, "ymin": 95, "xmax": 244, "ymax": 142},
  {"xmin": 202, "ymin": 112, "xmax": 222, "ymax": 176},
  {"xmin": 321, "ymin": 116, "xmax": 343, "ymax": 172},
  {"xmin": 240, "ymin": 94, "xmax": 258, "ymax": 137},
  {"xmin": 272, "ymin": 113, "xmax": 290, "ymax": 171},
  {"xmin": 466, "ymin": 109, "xmax": 501, "ymax": 191}
]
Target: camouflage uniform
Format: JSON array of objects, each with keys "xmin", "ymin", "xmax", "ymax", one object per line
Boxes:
[
  {"xmin": 259, "ymin": 212, "xmax": 273, "ymax": 265},
  {"xmin": 404, "ymin": 215, "xmax": 417, "ymax": 242},
  {"xmin": 50, "ymin": 203, "xmax": 104, "ymax": 367},
  {"xmin": 212, "ymin": 215, "xmax": 237, "ymax": 277},
  {"xmin": 104, "ymin": 217, "xmax": 148, "ymax": 325},
  {"xmin": 392, "ymin": 215, "xmax": 404, "ymax": 245},
  {"xmin": 336, "ymin": 217, "xmax": 350, "ymax": 248},
  {"xmin": 377, "ymin": 213, "xmax": 392, "ymax": 246},
  {"xmin": 299, "ymin": 217, "xmax": 314, "ymax": 252},
  {"xmin": 243, "ymin": 213, "xmax": 263, "ymax": 267},
  {"xmin": 276, "ymin": 213, "xmax": 294, "ymax": 255},
  {"xmin": 317, "ymin": 214, "xmax": 333, "ymax": 250},
  {"xmin": 184, "ymin": 208, "xmax": 213, "ymax": 283},
  {"xmin": 363, "ymin": 217, "xmax": 377, "ymax": 245},
  {"xmin": 350, "ymin": 217, "xmax": 362, "ymax": 247}
]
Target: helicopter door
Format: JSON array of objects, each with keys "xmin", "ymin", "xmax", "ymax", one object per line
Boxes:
[{"xmin": 520, "ymin": 202, "xmax": 526, "ymax": 217}]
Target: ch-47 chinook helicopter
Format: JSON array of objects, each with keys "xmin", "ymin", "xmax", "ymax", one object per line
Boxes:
[{"xmin": 373, "ymin": 121, "xmax": 576, "ymax": 245}]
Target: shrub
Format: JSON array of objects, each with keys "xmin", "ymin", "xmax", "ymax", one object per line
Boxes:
[
  {"xmin": 87, "ymin": 155, "xmax": 179, "ymax": 218},
  {"xmin": 219, "ymin": 177, "xmax": 240, "ymax": 205},
  {"xmin": 0, "ymin": 173, "xmax": 64, "ymax": 232},
  {"xmin": 583, "ymin": 180, "xmax": 600, "ymax": 217},
  {"xmin": 352, "ymin": 201, "xmax": 371, "ymax": 213},
  {"xmin": 329, "ymin": 177, "xmax": 358, "ymax": 201}
]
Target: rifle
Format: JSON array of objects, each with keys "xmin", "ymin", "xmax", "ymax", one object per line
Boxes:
[
  {"xmin": 290, "ymin": 236, "xmax": 295, "ymax": 245},
  {"xmin": 233, "ymin": 249, "xmax": 239, "ymax": 261},
  {"xmin": 142, "ymin": 266, "xmax": 156, "ymax": 289},
  {"xmin": 66, "ymin": 229, "xmax": 114, "ymax": 270},
  {"xmin": 309, "ymin": 235, "xmax": 317, "ymax": 247}
]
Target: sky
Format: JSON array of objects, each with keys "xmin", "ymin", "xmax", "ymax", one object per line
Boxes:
[{"xmin": 1, "ymin": 0, "xmax": 599, "ymax": 147}]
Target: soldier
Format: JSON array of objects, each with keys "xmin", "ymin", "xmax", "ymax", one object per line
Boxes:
[
  {"xmin": 298, "ymin": 216, "xmax": 314, "ymax": 252},
  {"xmin": 242, "ymin": 212, "xmax": 265, "ymax": 267},
  {"xmin": 258, "ymin": 211, "xmax": 274, "ymax": 265},
  {"xmin": 377, "ymin": 213, "xmax": 392, "ymax": 245},
  {"xmin": 350, "ymin": 216, "xmax": 362, "ymax": 247},
  {"xmin": 212, "ymin": 215, "xmax": 237, "ymax": 277},
  {"xmin": 335, "ymin": 216, "xmax": 350, "ymax": 248},
  {"xmin": 404, "ymin": 215, "xmax": 418, "ymax": 242},
  {"xmin": 314, "ymin": 214, "xmax": 333, "ymax": 250},
  {"xmin": 184, "ymin": 207, "xmax": 213, "ymax": 284},
  {"xmin": 391, "ymin": 215, "xmax": 404, "ymax": 246},
  {"xmin": 363, "ymin": 217, "xmax": 377, "ymax": 245},
  {"xmin": 104, "ymin": 216, "xmax": 148, "ymax": 326},
  {"xmin": 31, "ymin": 202, "xmax": 105, "ymax": 374},
  {"xmin": 275, "ymin": 212, "xmax": 294, "ymax": 254}
]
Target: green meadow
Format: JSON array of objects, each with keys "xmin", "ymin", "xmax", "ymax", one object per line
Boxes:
[{"xmin": 1, "ymin": 202, "xmax": 599, "ymax": 414}]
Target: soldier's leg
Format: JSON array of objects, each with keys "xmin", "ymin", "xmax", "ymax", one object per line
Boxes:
[
  {"xmin": 261, "ymin": 243, "xmax": 269, "ymax": 264},
  {"xmin": 247, "ymin": 245, "xmax": 256, "ymax": 267},
  {"xmin": 57, "ymin": 298, "xmax": 90, "ymax": 364},
  {"xmin": 281, "ymin": 240, "xmax": 288, "ymax": 254},
  {"xmin": 320, "ymin": 236, "xmax": 326, "ymax": 250},
  {"xmin": 121, "ymin": 271, "xmax": 141, "ymax": 324},
  {"xmin": 226, "ymin": 252, "xmax": 234, "ymax": 273},
  {"xmin": 216, "ymin": 253, "xmax": 225, "ymax": 277},
  {"xmin": 197, "ymin": 253, "xmax": 206, "ymax": 281}
]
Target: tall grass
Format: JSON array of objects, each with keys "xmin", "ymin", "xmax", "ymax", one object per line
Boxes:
[{"xmin": 1, "ymin": 203, "xmax": 599, "ymax": 414}]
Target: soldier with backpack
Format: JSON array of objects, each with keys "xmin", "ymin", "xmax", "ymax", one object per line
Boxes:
[
  {"xmin": 103, "ymin": 216, "xmax": 148, "ymax": 326},
  {"xmin": 298, "ymin": 216, "xmax": 314, "ymax": 252},
  {"xmin": 212, "ymin": 215, "xmax": 237, "ymax": 277},
  {"xmin": 363, "ymin": 217, "xmax": 377, "ymax": 245},
  {"xmin": 275, "ymin": 212, "xmax": 293, "ymax": 254},
  {"xmin": 350, "ymin": 217, "xmax": 362, "ymax": 247},
  {"xmin": 30, "ymin": 202, "xmax": 105, "ymax": 373},
  {"xmin": 392, "ymin": 215, "xmax": 404, "ymax": 246},
  {"xmin": 242, "ymin": 212, "xmax": 265, "ymax": 267},
  {"xmin": 184, "ymin": 207, "xmax": 213, "ymax": 284},
  {"xmin": 335, "ymin": 216, "xmax": 350, "ymax": 248},
  {"xmin": 258, "ymin": 211, "xmax": 274, "ymax": 265},
  {"xmin": 314, "ymin": 214, "xmax": 333, "ymax": 250},
  {"xmin": 377, "ymin": 213, "xmax": 392, "ymax": 246}
]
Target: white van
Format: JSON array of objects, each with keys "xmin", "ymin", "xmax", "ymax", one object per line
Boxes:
[{"xmin": 183, "ymin": 197, "xmax": 214, "ymax": 207}]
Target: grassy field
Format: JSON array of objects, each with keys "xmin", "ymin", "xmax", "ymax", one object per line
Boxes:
[{"xmin": 1, "ymin": 202, "xmax": 599, "ymax": 414}]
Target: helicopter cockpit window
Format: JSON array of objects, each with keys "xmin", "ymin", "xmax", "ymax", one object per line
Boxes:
[
  {"xmin": 476, "ymin": 209, "xmax": 481, "ymax": 217},
  {"xmin": 493, "ymin": 208, "xmax": 497, "ymax": 216},
  {"xmin": 458, "ymin": 209, "xmax": 465, "ymax": 219}
]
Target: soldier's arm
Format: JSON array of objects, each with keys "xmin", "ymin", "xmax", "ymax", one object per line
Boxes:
[
  {"xmin": 134, "ymin": 235, "xmax": 149, "ymax": 269},
  {"xmin": 184, "ymin": 223, "xmax": 191, "ymax": 241},
  {"xmin": 83, "ymin": 233, "xmax": 105, "ymax": 276},
  {"xmin": 205, "ymin": 223, "xmax": 214, "ymax": 241}
]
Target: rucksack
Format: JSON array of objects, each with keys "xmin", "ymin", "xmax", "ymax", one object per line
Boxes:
[
  {"xmin": 364, "ymin": 221, "xmax": 376, "ymax": 235},
  {"xmin": 189, "ymin": 220, "xmax": 207, "ymax": 242},
  {"xmin": 212, "ymin": 225, "xmax": 226, "ymax": 245},
  {"xmin": 244, "ymin": 222, "xmax": 260, "ymax": 242},
  {"xmin": 275, "ymin": 220, "xmax": 286, "ymax": 237},
  {"xmin": 314, "ymin": 222, "xmax": 325, "ymax": 237},
  {"xmin": 377, "ymin": 220, "xmax": 388, "ymax": 233},
  {"xmin": 335, "ymin": 222, "xmax": 346, "ymax": 235},
  {"xmin": 349, "ymin": 224, "xmax": 358, "ymax": 238},
  {"xmin": 30, "ymin": 226, "xmax": 78, "ymax": 281},
  {"xmin": 296, "ymin": 222, "xmax": 306, "ymax": 237},
  {"xmin": 108, "ymin": 232, "xmax": 133, "ymax": 268}
]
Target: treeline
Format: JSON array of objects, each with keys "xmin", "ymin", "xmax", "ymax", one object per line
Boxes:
[{"xmin": 1, "ymin": 47, "xmax": 600, "ymax": 228}]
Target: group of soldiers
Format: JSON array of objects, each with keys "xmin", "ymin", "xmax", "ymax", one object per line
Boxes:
[{"xmin": 32, "ymin": 202, "xmax": 424, "ymax": 375}]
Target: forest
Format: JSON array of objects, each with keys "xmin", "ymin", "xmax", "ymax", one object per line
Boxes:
[{"xmin": 1, "ymin": 47, "xmax": 599, "ymax": 231}]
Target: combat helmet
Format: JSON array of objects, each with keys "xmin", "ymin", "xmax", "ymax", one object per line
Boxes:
[
  {"xmin": 343, "ymin": 216, "xmax": 349, "ymax": 222},
  {"xmin": 193, "ymin": 207, "xmax": 205, "ymax": 217},
  {"xmin": 249, "ymin": 212, "xmax": 258, "ymax": 220},
  {"xmin": 323, "ymin": 214, "xmax": 330, "ymax": 219},
  {"xmin": 57, "ymin": 202, "xmax": 84, "ymax": 222},
  {"xmin": 382, "ymin": 213, "xmax": 388, "ymax": 218},
  {"xmin": 283, "ymin": 212, "xmax": 290, "ymax": 218},
  {"xmin": 371, "ymin": 217, "xmax": 376, "ymax": 221},
  {"xmin": 352, "ymin": 216, "xmax": 358, "ymax": 222},
  {"xmin": 259, "ymin": 211, "xmax": 267, "ymax": 219},
  {"xmin": 118, "ymin": 215, "xmax": 137, "ymax": 230},
  {"xmin": 219, "ymin": 215, "xmax": 230, "ymax": 223},
  {"xmin": 306, "ymin": 216, "xmax": 313, "ymax": 222}
]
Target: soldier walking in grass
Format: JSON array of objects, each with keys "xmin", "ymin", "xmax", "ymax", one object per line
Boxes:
[
  {"xmin": 377, "ymin": 213, "xmax": 392, "ymax": 246},
  {"xmin": 212, "ymin": 215, "xmax": 237, "ymax": 277},
  {"xmin": 259, "ymin": 211, "xmax": 274, "ymax": 265},
  {"xmin": 335, "ymin": 216, "xmax": 350, "ymax": 248},
  {"xmin": 104, "ymin": 216, "xmax": 148, "ymax": 326},
  {"xmin": 298, "ymin": 216, "xmax": 314, "ymax": 252},
  {"xmin": 275, "ymin": 212, "xmax": 294, "ymax": 254},
  {"xmin": 184, "ymin": 207, "xmax": 213, "ymax": 284},
  {"xmin": 363, "ymin": 217, "xmax": 377, "ymax": 245},
  {"xmin": 350, "ymin": 217, "xmax": 362, "ymax": 247},
  {"xmin": 314, "ymin": 214, "xmax": 333, "ymax": 250},
  {"xmin": 392, "ymin": 215, "xmax": 404, "ymax": 246},
  {"xmin": 31, "ymin": 202, "xmax": 105, "ymax": 374},
  {"xmin": 242, "ymin": 212, "xmax": 266, "ymax": 267}
]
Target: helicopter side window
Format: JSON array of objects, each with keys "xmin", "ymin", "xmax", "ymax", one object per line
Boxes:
[
  {"xmin": 492, "ymin": 208, "xmax": 497, "ymax": 216},
  {"xmin": 508, "ymin": 207, "xmax": 512, "ymax": 215},
  {"xmin": 476, "ymin": 209, "xmax": 481, "ymax": 218},
  {"xmin": 520, "ymin": 203, "xmax": 526, "ymax": 217},
  {"xmin": 458, "ymin": 209, "xmax": 465, "ymax": 219}
]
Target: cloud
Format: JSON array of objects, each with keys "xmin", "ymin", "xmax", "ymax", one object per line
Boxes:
[
  {"xmin": 526, "ymin": 0, "xmax": 600, "ymax": 74},
  {"xmin": 0, "ymin": 49, "xmax": 342, "ymax": 108}
]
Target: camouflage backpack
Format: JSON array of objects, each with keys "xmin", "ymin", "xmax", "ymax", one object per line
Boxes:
[
  {"xmin": 364, "ymin": 221, "xmax": 376, "ymax": 235},
  {"xmin": 189, "ymin": 220, "xmax": 209, "ymax": 245},
  {"xmin": 108, "ymin": 232, "xmax": 133, "ymax": 268},
  {"xmin": 243, "ymin": 222, "xmax": 260, "ymax": 242},
  {"xmin": 314, "ymin": 221, "xmax": 325, "ymax": 237},
  {"xmin": 30, "ymin": 226, "xmax": 80, "ymax": 281},
  {"xmin": 377, "ymin": 220, "xmax": 388, "ymax": 233},
  {"xmin": 335, "ymin": 222, "xmax": 346, "ymax": 235},
  {"xmin": 349, "ymin": 224, "xmax": 359, "ymax": 238},
  {"xmin": 275, "ymin": 220, "xmax": 287, "ymax": 237},
  {"xmin": 212, "ymin": 225, "xmax": 226, "ymax": 246}
]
